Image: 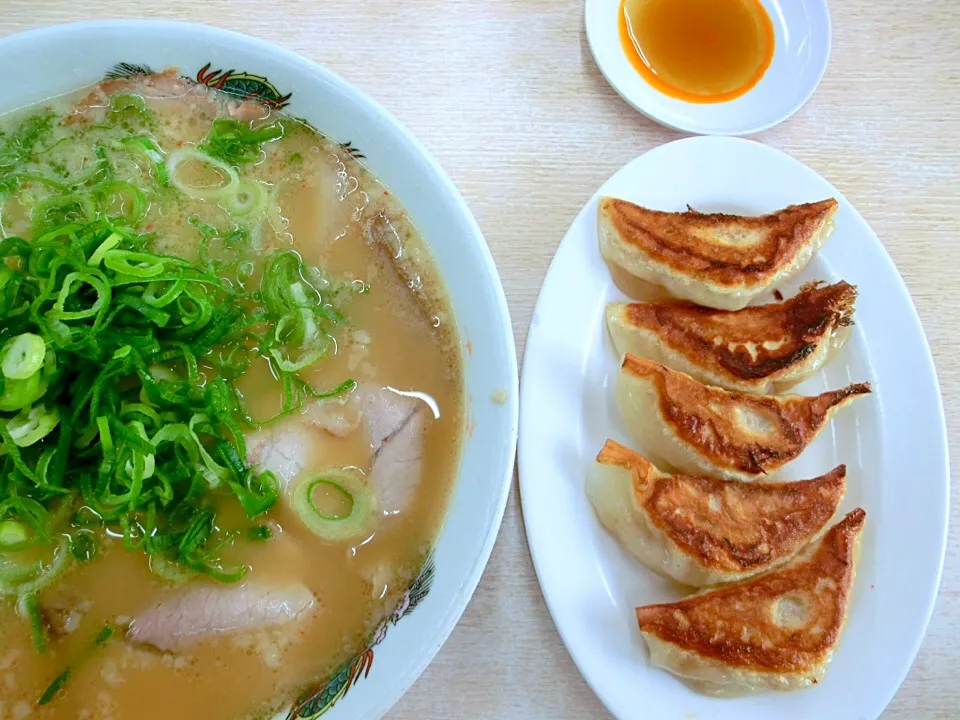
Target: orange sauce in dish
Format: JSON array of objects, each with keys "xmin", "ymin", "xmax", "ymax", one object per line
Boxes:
[{"xmin": 619, "ymin": 0, "xmax": 775, "ymax": 104}]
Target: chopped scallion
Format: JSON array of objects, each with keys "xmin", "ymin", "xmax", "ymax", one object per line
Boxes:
[
  {"xmin": 291, "ymin": 470, "xmax": 375, "ymax": 542},
  {"xmin": 2, "ymin": 333, "xmax": 46, "ymax": 380},
  {"xmin": 37, "ymin": 623, "xmax": 115, "ymax": 705}
]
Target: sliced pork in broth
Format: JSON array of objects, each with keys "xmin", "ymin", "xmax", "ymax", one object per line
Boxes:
[
  {"xmin": 128, "ymin": 581, "xmax": 316, "ymax": 652},
  {"xmin": 248, "ymin": 385, "xmax": 432, "ymax": 517},
  {"xmin": 361, "ymin": 385, "xmax": 431, "ymax": 516}
]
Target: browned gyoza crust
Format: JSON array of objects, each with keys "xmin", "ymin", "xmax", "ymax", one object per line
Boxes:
[
  {"xmin": 613, "ymin": 281, "xmax": 856, "ymax": 384},
  {"xmin": 635, "ymin": 508, "xmax": 865, "ymax": 674},
  {"xmin": 620, "ymin": 354, "xmax": 871, "ymax": 476},
  {"xmin": 596, "ymin": 440, "xmax": 846, "ymax": 575},
  {"xmin": 600, "ymin": 198, "xmax": 839, "ymax": 287}
]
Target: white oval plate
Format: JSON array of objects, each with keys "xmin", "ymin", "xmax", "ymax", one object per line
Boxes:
[
  {"xmin": 585, "ymin": 0, "xmax": 831, "ymax": 135},
  {"xmin": 519, "ymin": 136, "xmax": 949, "ymax": 720}
]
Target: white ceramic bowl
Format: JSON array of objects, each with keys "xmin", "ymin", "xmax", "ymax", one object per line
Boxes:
[
  {"xmin": 0, "ymin": 20, "xmax": 519, "ymax": 720},
  {"xmin": 585, "ymin": 0, "xmax": 832, "ymax": 135}
]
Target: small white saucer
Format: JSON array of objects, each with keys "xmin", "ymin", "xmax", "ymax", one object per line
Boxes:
[{"xmin": 585, "ymin": 0, "xmax": 831, "ymax": 136}]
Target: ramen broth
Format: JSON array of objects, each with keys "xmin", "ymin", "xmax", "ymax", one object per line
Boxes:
[{"xmin": 0, "ymin": 73, "xmax": 463, "ymax": 719}]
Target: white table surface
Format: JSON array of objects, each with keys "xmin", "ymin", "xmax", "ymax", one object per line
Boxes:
[{"xmin": 1, "ymin": 1, "xmax": 958, "ymax": 717}]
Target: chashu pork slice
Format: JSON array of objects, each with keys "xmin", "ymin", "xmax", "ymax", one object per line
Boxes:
[
  {"xmin": 599, "ymin": 197, "xmax": 839, "ymax": 311},
  {"xmin": 358, "ymin": 385, "xmax": 429, "ymax": 516},
  {"xmin": 617, "ymin": 353, "xmax": 870, "ymax": 482},
  {"xmin": 587, "ymin": 439, "xmax": 846, "ymax": 586},
  {"xmin": 635, "ymin": 508, "xmax": 866, "ymax": 695},
  {"xmin": 128, "ymin": 581, "xmax": 316, "ymax": 651},
  {"xmin": 246, "ymin": 385, "xmax": 430, "ymax": 517},
  {"xmin": 605, "ymin": 281, "xmax": 857, "ymax": 394}
]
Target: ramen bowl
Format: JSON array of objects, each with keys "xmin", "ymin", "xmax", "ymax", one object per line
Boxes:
[{"xmin": 0, "ymin": 19, "xmax": 518, "ymax": 720}]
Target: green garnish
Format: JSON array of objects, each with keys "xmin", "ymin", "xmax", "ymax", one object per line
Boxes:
[
  {"xmin": 2, "ymin": 332, "xmax": 46, "ymax": 379},
  {"xmin": 223, "ymin": 178, "xmax": 266, "ymax": 217},
  {"xmin": 69, "ymin": 531, "xmax": 98, "ymax": 562},
  {"xmin": 199, "ymin": 118, "xmax": 285, "ymax": 166},
  {"xmin": 0, "ymin": 111, "xmax": 56, "ymax": 195},
  {"xmin": 238, "ymin": 251, "xmax": 358, "ymax": 423},
  {"xmin": 0, "ymin": 519, "xmax": 29, "ymax": 547},
  {"xmin": 38, "ymin": 623, "xmax": 114, "ymax": 706},
  {"xmin": 0, "ymin": 92, "xmax": 360, "ymax": 657},
  {"xmin": 37, "ymin": 669, "xmax": 68, "ymax": 706},
  {"xmin": 0, "ymin": 215, "xmax": 281, "ymax": 592},
  {"xmin": 20, "ymin": 592, "xmax": 47, "ymax": 653},
  {"xmin": 167, "ymin": 147, "xmax": 240, "ymax": 201},
  {"xmin": 0, "ymin": 219, "xmax": 356, "ymax": 593},
  {"xmin": 118, "ymin": 135, "xmax": 169, "ymax": 186},
  {"xmin": 247, "ymin": 524, "xmax": 273, "ymax": 542},
  {"xmin": 291, "ymin": 471, "xmax": 374, "ymax": 542},
  {"xmin": 108, "ymin": 94, "xmax": 153, "ymax": 129},
  {"xmin": 6, "ymin": 404, "xmax": 60, "ymax": 447}
]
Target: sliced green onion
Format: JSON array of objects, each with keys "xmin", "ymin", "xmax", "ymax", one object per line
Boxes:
[
  {"xmin": 30, "ymin": 193, "xmax": 96, "ymax": 230},
  {"xmin": 291, "ymin": 470, "xmax": 375, "ymax": 542},
  {"xmin": 148, "ymin": 553, "xmax": 194, "ymax": 583},
  {"xmin": 199, "ymin": 118, "xmax": 285, "ymax": 166},
  {"xmin": 18, "ymin": 592, "xmax": 48, "ymax": 653},
  {"xmin": 103, "ymin": 250, "xmax": 167, "ymax": 278},
  {"xmin": 0, "ymin": 520, "xmax": 30, "ymax": 547},
  {"xmin": 247, "ymin": 524, "xmax": 273, "ymax": 542},
  {"xmin": 93, "ymin": 179, "xmax": 148, "ymax": 225},
  {"xmin": 70, "ymin": 531, "xmax": 98, "ymax": 562},
  {"xmin": 0, "ymin": 536, "xmax": 70, "ymax": 597},
  {"xmin": 37, "ymin": 669, "xmax": 69, "ymax": 706},
  {"xmin": 166, "ymin": 147, "xmax": 240, "ymax": 200},
  {"xmin": 268, "ymin": 327, "xmax": 331, "ymax": 373},
  {"xmin": 37, "ymin": 623, "xmax": 114, "ymax": 706},
  {"xmin": 9, "ymin": 172, "xmax": 69, "ymax": 193},
  {"xmin": 87, "ymin": 232, "xmax": 123, "ymax": 266},
  {"xmin": 2, "ymin": 332, "xmax": 46, "ymax": 379},
  {"xmin": 109, "ymin": 93, "xmax": 150, "ymax": 124},
  {"xmin": 0, "ymin": 371, "xmax": 45, "ymax": 412},
  {"xmin": 0, "ymin": 136, "xmax": 356, "ymax": 646},
  {"xmin": 47, "ymin": 271, "xmax": 111, "ymax": 321},
  {"xmin": 223, "ymin": 178, "xmax": 266, "ymax": 217},
  {"xmin": 306, "ymin": 378, "xmax": 357, "ymax": 400},
  {"xmin": 7, "ymin": 404, "xmax": 60, "ymax": 447},
  {"xmin": 0, "ymin": 558, "xmax": 43, "ymax": 584},
  {"xmin": 118, "ymin": 135, "xmax": 169, "ymax": 186}
]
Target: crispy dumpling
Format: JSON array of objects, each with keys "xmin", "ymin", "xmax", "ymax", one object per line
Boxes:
[
  {"xmin": 598, "ymin": 197, "xmax": 839, "ymax": 311},
  {"xmin": 587, "ymin": 440, "xmax": 846, "ymax": 586},
  {"xmin": 635, "ymin": 508, "xmax": 865, "ymax": 695},
  {"xmin": 617, "ymin": 353, "xmax": 870, "ymax": 481},
  {"xmin": 606, "ymin": 281, "xmax": 857, "ymax": 394}
]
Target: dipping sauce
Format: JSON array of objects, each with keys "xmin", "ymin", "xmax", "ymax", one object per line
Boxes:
[{"xmin": 619, "ymin": 0, "xmax": 775, "ymax": 104}]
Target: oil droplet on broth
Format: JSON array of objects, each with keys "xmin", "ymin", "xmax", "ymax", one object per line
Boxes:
[{"xmin": 619, "ymin": 0, "xmax": 775, "ymax": 103}]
